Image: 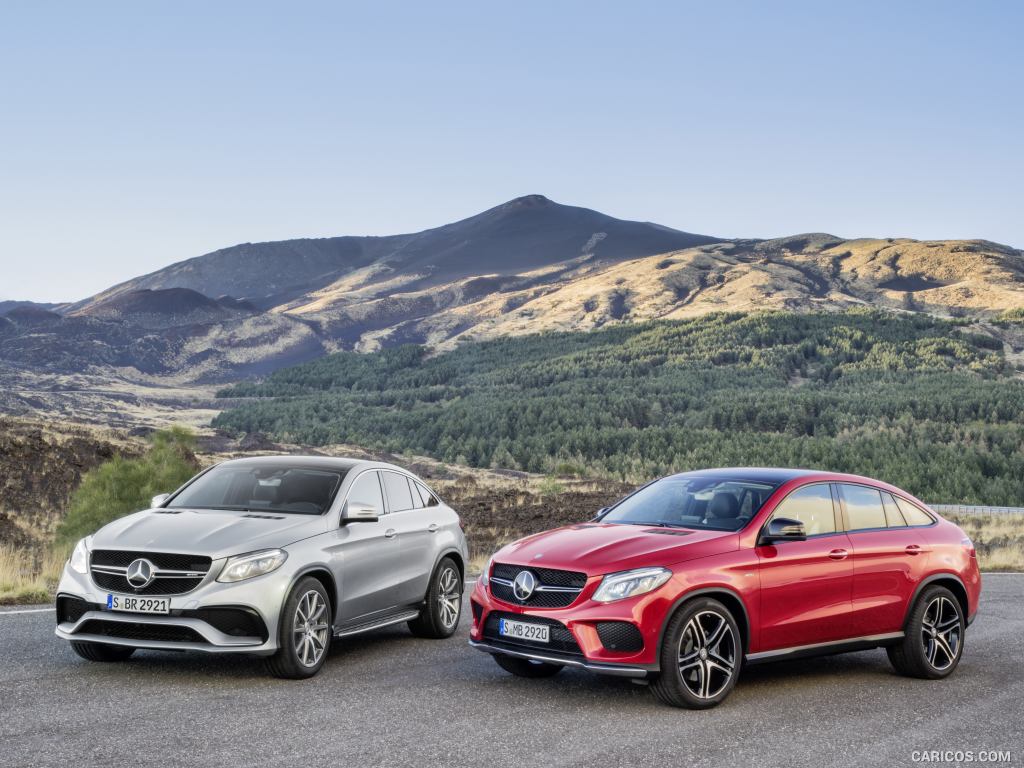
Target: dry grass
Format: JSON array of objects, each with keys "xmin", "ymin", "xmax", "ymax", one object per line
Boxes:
[{"xmin": 0, "ymin": 544, "xmax": 69, "ymax": 605}]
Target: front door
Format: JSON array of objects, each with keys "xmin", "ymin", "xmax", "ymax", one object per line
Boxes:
[
  {"xmin": 756, "ymin": 482, "xmax": 854, "ymax": 650},
  {"xmin": 330, "ymin": 470, "xmax": 402, "ymax": 624}
]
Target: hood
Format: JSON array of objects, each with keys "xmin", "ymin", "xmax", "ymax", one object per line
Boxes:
[
  {"xmin": 90, "ymin": 508, "xmax": 328, "ymax": 559},
  {"xmin": 494, "ymin": 523, "xmax": 738, "ymax": 576}
]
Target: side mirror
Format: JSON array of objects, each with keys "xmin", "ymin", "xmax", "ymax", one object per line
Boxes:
[
  {"xmin": 151, "ymin": 493, "xmax": 171, "ymax": 508},
  {"xmin": 343, "ymin": 501, "xmax": 380, "ymax": 524},
  {"xmin": 760, "ymin": 517, "xmax": 807, "ymax": 544},
  {"xmin": 593, "ymin": 506, "xmax": 609, "ymax": 521}
]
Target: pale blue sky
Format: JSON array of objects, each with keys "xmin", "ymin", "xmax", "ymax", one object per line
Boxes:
[{"xmin": 1, "ymin": 1, "xmax": 1021, "ymax": 302}]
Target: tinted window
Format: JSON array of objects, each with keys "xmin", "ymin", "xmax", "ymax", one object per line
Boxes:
[
  {"xmin": 415, "ymin": 482, "xmax": 440, "ymax": 507},
  {"xmin": 770, "ymin": 484, "xmax": 836, "ymax": 536},
  {"xmin": 839, "ymin": 484, "xmax": 887, "ymax": 531},
  {"xmin": 168, "ymin": 464, "xmax": 345, "ymax": 515},
  {"xmin": 894, "ymin": 496, "xmax": 935, "ymax": 526},
  {"xmin": 881, "ymin": 492, "xmax": 907, "ymax": 527},
  {"xmin": 382, "ymin": 471, "xmax": 415, "ymax": 512},
  {"xmin": 601, "ymin": 476, "xmax": 779, "ymax": 532},
  {"xmin": 347, "ymin": 471, "xmax": 384, "ymax": 514}
]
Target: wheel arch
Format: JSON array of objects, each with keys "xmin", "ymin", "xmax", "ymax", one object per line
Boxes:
[
  {"xmin": 905, "ymin": 573, "xmax": 969, "ymax": 628},
  {"xmin": 657, "ymin": 586, "xmax": 751, "ymax": 657},
  {"xmin": 288, "ymin": 566, "xmax": 338, "ymax": 623}
]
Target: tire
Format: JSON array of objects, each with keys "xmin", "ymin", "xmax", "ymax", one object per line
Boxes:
[
  {"xmin": 408, "ymin": 557, "xmax": 463, "ymax": 639},
  {"xmin": 887, "ymin": 585, "xmax": 965, "ymax": 680},
  {"xmin": 492, "ymin": 652, "xmax": 563, "ymax": 678},
  {"xmin": 651, "ymin": 597, "xmax": 741, "ymax": 709},
  {"xmin": 266, "ymin": 577, "xmax": 332, "ymax": 679},
  {"xmin": 70, "ymin": 641, "xmax": 135, "ymax": 662}
]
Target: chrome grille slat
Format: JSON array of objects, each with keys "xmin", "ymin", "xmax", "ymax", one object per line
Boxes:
[
  {"xmin": 489, "ymin": 563, "xmax": 588, "ymax": 608},
  {"xmin": 90, "ymin": 550, "xmax": 212, "ymax": 595}
]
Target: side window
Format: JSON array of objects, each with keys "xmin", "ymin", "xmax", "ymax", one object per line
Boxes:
[
  {"xmin": 769, "ymin": 484, "xmax": 836, "ymax": 536},
  {"xmin": 416, "ymin": 482, "xmax": 440, "ymax": 508},
  {"xmin": 348, "ymin": 471, "xmax": 384, "ymax": 514},
  {"xmin": 409, "ymin": 478, "xmax": 424, "ymax": 509},
  {"xmin": 839, "ymin": 484, "xmax": 887, "ymax": 531},
  {"xmin": 894, "ymin": 496, "xmax": 935, "ymax": 526},
  {"xmin": 382, "ymin": 471, "xmax": 415, "ymax": 513},
  {"xmin": 881, "ymin": 492, "xmax": 907, "ymax": 528}
]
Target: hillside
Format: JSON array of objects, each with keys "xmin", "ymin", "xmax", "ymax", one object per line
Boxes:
[
  {"xmin": 0, "ymin": 196, "xmax": 1021, "ymax": 388},
  {"xmin": 214, "ymin": 310, "xmax": 1024, "ymax": 505}
]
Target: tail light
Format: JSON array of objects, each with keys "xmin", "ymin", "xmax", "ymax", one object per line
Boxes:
[{"xmin": 961, "ymin": 537, "xmax": 976, "ymax": 558}]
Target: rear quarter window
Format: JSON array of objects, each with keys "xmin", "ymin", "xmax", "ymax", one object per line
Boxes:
[{"xmin": 894, "ymin": 496, "xmax": 935, "ymax": 526}]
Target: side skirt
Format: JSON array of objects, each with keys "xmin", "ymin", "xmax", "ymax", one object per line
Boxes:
[
  {"xmin": 332, "ymin": 609, "xmax": 421, "ymax": 638},
  {"xmin": 744, "ymin": 632, "xmax": 905, "ymax": 665}
]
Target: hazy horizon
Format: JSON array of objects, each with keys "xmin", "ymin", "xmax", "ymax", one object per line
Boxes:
[{"xmin": 2, "ymin": 1, "xmax": 1021, "ymax": 303}]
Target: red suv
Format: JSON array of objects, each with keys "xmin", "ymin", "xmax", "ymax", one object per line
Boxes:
[{"xmin": 469, "ymin": 468, "xmax": 981, "ymax": 708}]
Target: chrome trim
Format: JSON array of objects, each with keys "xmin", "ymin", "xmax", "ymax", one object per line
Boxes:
[
  {"xmin": 332, "ymin": 609, "xmax": 421, "ymax": 638},
  {"xmin": 490, "ymin": 577, "xmax": 582, "ymax": 594},
  {"xmin": 469, "ymin": 639, "xmax": 650, "ymax": 678},
  {"xmin": 56, "ymin": 610, "xmax": 263, "ymax": 648},
  {"xmin": 745, "ymin": 631, "xmax": 905, "ymax": 662}
]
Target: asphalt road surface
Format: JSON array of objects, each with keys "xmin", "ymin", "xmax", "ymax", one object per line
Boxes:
[{"xmin": 2, "ymin": 576, "xmax": 1022, "ymax": 768}]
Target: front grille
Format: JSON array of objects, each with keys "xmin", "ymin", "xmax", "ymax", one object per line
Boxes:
[
  {"xmin": 77, "ymin": 619, "xmax": 208, "ymax": 644},
  {"xmin": 596, "ymin": 621, "xmax": 644, "ymax": 652},
  {"xmin": 483, "ymin": 611, "xmax": 582, "ymax": 656},
  {"xmin": 490, "ymin": 563, "xmax": 588, "ymax": 608},
  {"xmin": 90, "ymin": 549, "xmax": 211, "ymax": 595},
  {"xmin": 56, "ymin": 595, "xmax": 90, "ymax": 624},
  {"xmin": 91, "ymin": 550, "xmax": 212, "ymax": 571},
  {"xmin": 492, "ymin": 564, "xmax": 587, "ymax": 588},
  {"xmin": 91, "ymin": 571, "xmax": 204, "ymax": 595}
]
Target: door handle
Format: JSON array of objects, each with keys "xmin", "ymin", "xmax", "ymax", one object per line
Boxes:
[
  {"xmin": 427, "ymin": 523, "xmax": 439, "ymax": 533},
  {"xmin": 828, "ymin": 548, "xmax": 849, "ymax": 560},
  {"xmin": 905, "ymin": 544, "xmax": 922, "ymax": 555},
  {"xmin": 384, "ymin": 528, "xmax": 397, "ymax": 538}
]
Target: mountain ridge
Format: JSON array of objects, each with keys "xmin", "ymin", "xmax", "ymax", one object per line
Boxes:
[{"xmin": 1, "ymin": 195, "xmax": 1021, "ymax": 384}]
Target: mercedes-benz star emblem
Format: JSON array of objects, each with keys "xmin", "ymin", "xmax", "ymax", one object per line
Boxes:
[
  {"xmin": 512, "ymin": 570, "xmax": 537, "ymax": 602},
  {"xmin": 125, "ymin": 558, "xmax": 156, "ymax": 589}
]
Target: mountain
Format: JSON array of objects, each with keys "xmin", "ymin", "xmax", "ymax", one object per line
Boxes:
[
  {"xmin": 1, "ymin": 195, "xmax": 1022, "ymax": 385},
  {"xmin": 75, "ymin": 195, "xmax": 716, "ymax": 311}
]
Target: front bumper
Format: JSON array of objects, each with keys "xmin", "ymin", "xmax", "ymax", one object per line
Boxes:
[
  {"xmin": 55, "ymin": 561, "xmax": 288, "ymax": 655},
  {"xmin": 467, "ymin": 578, "xmax": 664, "ymax": 677}
]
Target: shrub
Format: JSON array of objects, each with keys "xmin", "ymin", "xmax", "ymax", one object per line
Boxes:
[{"xmin": 55, "ymin": 427, "xmax": 199, "ymax": 545}]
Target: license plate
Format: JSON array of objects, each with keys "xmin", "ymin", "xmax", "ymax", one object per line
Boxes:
[
  {"xmin": 499, "ymin": 618, "xmax": 549, "ymax": 643},
  {"xmin": 106, "ymin": 594, "xmax": 170, "ymax": 614}
]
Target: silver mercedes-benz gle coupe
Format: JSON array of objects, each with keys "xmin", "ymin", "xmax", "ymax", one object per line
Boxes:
[{"xmin": 55, "ymin": 456, "xmax": 469, "ymax": 678}]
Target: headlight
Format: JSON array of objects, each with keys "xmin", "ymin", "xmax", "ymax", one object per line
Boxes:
[
  {"xmin": 68, "ymin": 537, "xmax": 91, "ymax": 574},
  {"xmin": 479, "ymin": 556, "xmax": 494, "ymax": 587},
  {"xmin": 592, "ymin": 567, "xmax": 672, "ymax": 603},
  {"xmin": 217, "ymin": 549, "xmax": 288, "ymax": 583}
]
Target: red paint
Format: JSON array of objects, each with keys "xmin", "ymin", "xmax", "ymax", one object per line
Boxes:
[{"xmin": 469, "ymin": 470, "xmax": 982, "ymax": 669}]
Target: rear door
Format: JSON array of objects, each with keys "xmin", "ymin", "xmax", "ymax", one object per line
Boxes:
[
  {"xmin": 331, "ymin": 470, "xmax": 402, "ymax": 623},
  {"xmin": 380, "ymin": 471, "xmax": 438, "ymax": 606},
  {"xmin": 756, "ymin": 482, "xmax": 854, "ymax": 649},
  {"xmin": 837, "ymin": 483, "xmax": 930, "ymax": 637}
]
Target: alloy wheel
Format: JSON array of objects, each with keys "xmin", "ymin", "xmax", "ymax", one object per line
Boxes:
[
  {"xmin": 293, "ymin": 589, "xmax": 330, "ymax": 667},
  {"xmin": 921, "ymin": 595, "xmax": 961, "ymax": 671},
  {"xmin": 437, "ymin": 566, "xmax": 461, "ymax": 629},
  {"xmin": 678, "ymin": 610, "xmax": 736, "ymax": 700}
]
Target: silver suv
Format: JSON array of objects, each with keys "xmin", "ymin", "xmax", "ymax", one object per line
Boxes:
[{"xmin": 55, "ymin": 456, "xmax": 468, "ymax": 678}]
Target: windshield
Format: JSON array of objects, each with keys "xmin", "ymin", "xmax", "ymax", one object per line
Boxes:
[
  {"xmin": 167, "ymin": 464, "xmax": 347, "ymax": 515},
  {"xmin": 600, "ymin": 476, "xmax": 780, "ymax": 532}
]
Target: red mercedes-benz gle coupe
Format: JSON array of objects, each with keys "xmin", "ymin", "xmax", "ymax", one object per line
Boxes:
[{"xmin": 469, "ymin": 468, "xmax": 981, "ymax": 708}]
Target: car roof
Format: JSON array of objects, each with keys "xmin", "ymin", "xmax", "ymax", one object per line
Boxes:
[
  {"xmin": 214, "ymin": 455, "xmax": 418, "ymax": 476},
  {"xmin": 668, "ymin": 467, "xmax": 824, "ymax": 484}
]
